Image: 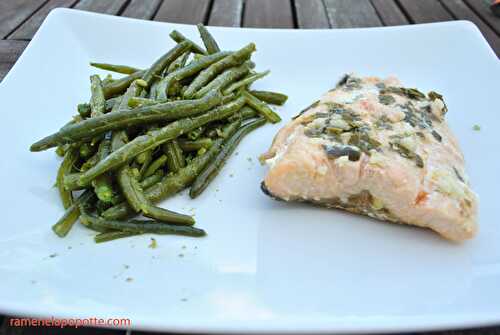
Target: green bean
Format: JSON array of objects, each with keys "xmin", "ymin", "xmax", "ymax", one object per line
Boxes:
[
  {"xmin": 144, "ymin": 154, "xmax": 168, "ymax": 177},
  {"xmin": 90, "ymin": 62, "xmax": 142, "ymax": 75},
  {"xmin": 221, "ymin": 119, "xmax": 242, "ymax": 138},
  {"xmin": 102, "ymin": 74, "xmax": 114, "ymax": 86},
  {"xmin": 78, "ymin": 96, "xmax": 245, "ymax": 185},
  {"xmin": 190, "ymin": 117, "xmax": 266, "ymax": 198},
  {"xmin": 178, "ymin": 138, "xmax": 213, "ymax": 151},
  {"xmin": 228, "ymin": 106, "xmax": 258, "ymax": 122},
  {"xmin": 94, "ymin": 231, "xmax": 140, "ymax": 243},
  {"xmin": 143, "ymin": 205, "xmax": 195, "ymax": 226},
  {"xmin": 167, "ymin": 51, "xmax": 190, "ymax": 74},
  {"xmin": 79, "ymin": 142, "xmax": 95, "ymax": 159},
  {"xmin": 250, "ymin": 90, "xmax": 288, "ymax": 106},
  {"xmin": 197, "ymin": 24, "xmax": 220, "ymax": 54},
  {"xmin": 138, "ymin": 150, "xmax": 153, "ymax": 179},
  {"xmin": 128, "ymin": 97, "xmax": 164, "ymax": 108},
  {"xmin": 102, "ymin": 137, "xmax": 224, "ymax": 220},
  {"xmin": 154, "ymin": 51, "xmax": 231, "ymax": 100},
  {"xmin": 64, "ymin": 173, "xmax": 86, "ymax": 191},
  {"xmin": 164, "ymin": 140, "xmax": 185, "ymax": 173},
  {"xmin": 90, "ymin": 75, "xmax": 106, "ymax": 117},
  {"xmin": 223, "ymin": 70, "xmax": 270, "ymax": 95},
  {"xmin": 92, "ymin": 133, "xmax": 115, "ymax": 203},
  {"xmin": 52, "ymin": 190, "xmax": 94, "ymax": 237},
  {"xmin": 141, "ymin": 41, "xmax": 191, "ymax": 88},
  {"xmin": 136, "ymin": 150, "xmax": 150, "ymax": 165},
  {"xmin": 169, "ymin": 30, "xmax": 206, "ymax": 55},
  {"xmin": 102, "ymin": 70, "xmax": 146, "ymax": 98},
  {"xmin": 30, "ymin": 90, "xmax": 223, "ymax": 151},
  {"xmin": 117, "ymin": 166, "xmax": 149, "ymax": 213},
  {"xmin": 241, "ymin": 91, "xmax": 281, "ymax": 123},
  {"xmin": 183, "ymin": 43, "xmax": 256, "ymax": 98},
  {"xmin": 140, "ymin": 170, "xmax": 164, "ymax": 189},
  {"xmin": 187, "ymin": 126, "xmax": 205, "ymax": 140},
  {"xmin": 56, "ymin": 147, "xmax": 78, "ymax": 209},
  {"xmin": 82, "ymin": 213, "xmax": 204, "ymax": 236},
  {"xmin": 118, "ymin": 165, "xmax": 194, "ymax": 225},
  {"xmin": 194, "ymin": 62, "xmax": 252, "ymax": 99},
  {"xmin": 77, "ymin": 103, "xmax": 91, "ymax": 118}
]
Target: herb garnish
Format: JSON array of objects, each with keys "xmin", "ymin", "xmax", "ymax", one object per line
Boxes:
[{"xmin": 379, "ymin": 94, "xmax": 396, "ymax": 105}]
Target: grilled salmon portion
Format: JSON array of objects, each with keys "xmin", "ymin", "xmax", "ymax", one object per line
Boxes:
[{"xmin": 260, "ymin": 75, "xmax": 478, "ymax": 241}]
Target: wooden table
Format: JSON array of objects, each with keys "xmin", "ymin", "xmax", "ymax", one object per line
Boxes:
[{"xmin": 0, "ymin": 0, "xmax": 499, "ymax": 334}]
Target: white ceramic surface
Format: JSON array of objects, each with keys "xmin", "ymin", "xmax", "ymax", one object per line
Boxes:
[{"xmin": 0, "ymin": 8, "xmax": 499, "ymax": 334}]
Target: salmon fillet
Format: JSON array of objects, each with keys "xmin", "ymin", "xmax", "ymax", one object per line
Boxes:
[{"xmin": 260, "ymin": 74, "xmax": 478, "ymax": 241}]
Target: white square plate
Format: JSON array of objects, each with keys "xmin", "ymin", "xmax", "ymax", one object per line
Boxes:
[{"xmin": 0, "ymin": 8, "xmax": 499, "ymax": 334}]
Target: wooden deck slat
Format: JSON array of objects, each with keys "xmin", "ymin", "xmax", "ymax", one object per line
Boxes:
[
  {"xmin": 208, "ymin": 0, "xmax": 243, "ymax": 27},
  {"xmin": 243, "ymin": 0, "xmax": 295, "ymax": 28},
  {"xmin": 324, "ymin": 0, "xmax": 383, "ymax": 28},
  {"xmin": 0, "ymin": 40, "xmax": 28, "ymax": 81},
  {"xmin": 0, "ymin": 0, "xmax": 47, "ymax": 39},
  {"xmin": 154, "ymin": 0, "xmax": 211, "ymax": 24},
  {"xmin": 294, "ymin": 0, "xmax": 330, "ymax": 28},
  {"xmin": 121, "ymin": 0, "xmax": 163, "ymax": 20},
  {"xmin": 441, "ymin": 0, "xmax": 500, "ymax": 56},
  {"xmin": 8, "ymin": 0, "xmax": 78, "ymax": 40},
  {"xmin": 397, "ymin": 0, "xmax": 454, "ymax": 23},
  {"xmin": 370, "ymin": 0, "xmax": 409, "ymax": 26},
  {"xmin": 74, "ymin": 0, "xmax": 129, "ymax": 15},
  {"xmin": 464, "ymin": 0, "xmax": 500, "ymax": 36}
]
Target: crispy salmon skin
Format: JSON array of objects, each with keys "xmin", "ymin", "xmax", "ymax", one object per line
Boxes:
[{"xmin": 260, "ymin": 74, "xmax": 478, "ymax": 241}]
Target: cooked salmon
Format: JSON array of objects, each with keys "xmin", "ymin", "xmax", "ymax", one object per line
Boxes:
[{"xmin": 260, "ymin": 74, "xmax": 478, "ymax": 241}]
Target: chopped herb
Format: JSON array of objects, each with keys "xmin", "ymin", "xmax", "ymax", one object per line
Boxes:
[
  {"xmin": 416, "ymin": 131, "xmax": 425, "ymax": 140},
  {"xmin": 348, "ymin": 130, "xmax": 381, "ymax": 154},
  {"xmin": 431, "ymin": 130, "xmax": 442, "ymax": 142},
  {"xmin": 375, "ymin": 82, "xmax": 386, "ymax": 90},
  {"xmin": 378, "ymin": 94, "xmax": 396, "ymax": 105},
  {"xmin": 382, "ymin": 87, "xmax": 425, "ymax": 100},
  {"xmin": 49, "ymin": 253, "xmax": 58, "ymax": 258},
  {"xmin": 374, "ymin": 115, "xmax": 393, "ymax": 130},
  {"xmin": 148, "ymin": 238, "xmax": 157, "ymax": 249},
  {"xmin": 343, "ymin": 76, "xmax": 362, "ymax": 90},
  {"xmin": 428, "ymin": 90, "xmax": 448, "ymax": 114},
  {"xmin": 181, "ymin": 298, "xmax": 188, "ymax": 302},
  {"xmin": 178, "ymin": 253, "xmax": 184, "ymax": 258},
  {"xmin": 473, "ymin": 124, "xmax": 481, "ymax": 131},
  {"xmin": 323, "ymin": 144, "xmax": 361, "ymax": 162},
  {"xmin": 453, "ymin": 167, "xmax": 465, "ymax": 183},
  {"xmin": 389, "ymin": 141, "xmax": 424, "ymax": 168},
  {"xmin": 126, "ymin": 277, "xmax": 133, "ymax": 282}
]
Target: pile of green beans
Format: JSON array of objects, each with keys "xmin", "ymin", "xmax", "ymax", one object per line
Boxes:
[{"xmin": 30, "ymin": 24, "xmax": 288, "ymax": 243}]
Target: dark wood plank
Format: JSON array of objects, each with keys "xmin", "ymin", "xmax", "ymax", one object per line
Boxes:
[
  {"xmin": 397, "ymin": 0, "xmax": 454, "ymax": 23},
  {"xmin": 324, "ymin": 0, "xmax": 383, "ymax": 28},
  {"xmin": 154, "ymin": 0, "xmax": 211, "ymax": 24},
  {"xmin": 0, "ymin": 0, "xmax": 47, "ymax": 39},
  {"xmin": 441, "ymin": 0, "xmax": 500, "ymax": 56},
  {"xmin": 464, "ymin": 0, "xmax": 500, "ymax": 36},
  {"xmin": 121, "ymin": 0, "xmax": 162, "ymax": 20},
  {"xmin": 74, "ymin": 0, "xmax": 129, "ymax": 15},
  {"xmin": 0, "ymin": 40, "xmax": 28, "ymax": 81},
  {"xmin": 294, "ymin": 0, "xmax": 330, "ymax": 28},
  {"xmin": 243, "ymin": 0, "xmax": 295, "ymax": 28},
  {"xmin": 208, "ymin": 0, "xmax": 243, "ymax": 27},
  {"xmin": 8, "ymin": 0, "xmax": 77, "ymax": 40},
  {"xmin": 370, "ymin": 0, "xmax": 409, "ymax": 26}
]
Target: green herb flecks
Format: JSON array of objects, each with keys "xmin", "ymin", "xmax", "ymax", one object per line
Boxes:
[
  {"xmin": 382, "ymin": 87, "xmax": 426, "ymax": 100},
  {"xmin": 323, "ymin": 144, "xmax": 361, "ymax": 162},
  {"xmin": 389, "ymin": 141, "xmax": 424, "ymax": 168},
  {"xmin": 378, "ymin": 94, "xmax": 396, "ymax": 105}
]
